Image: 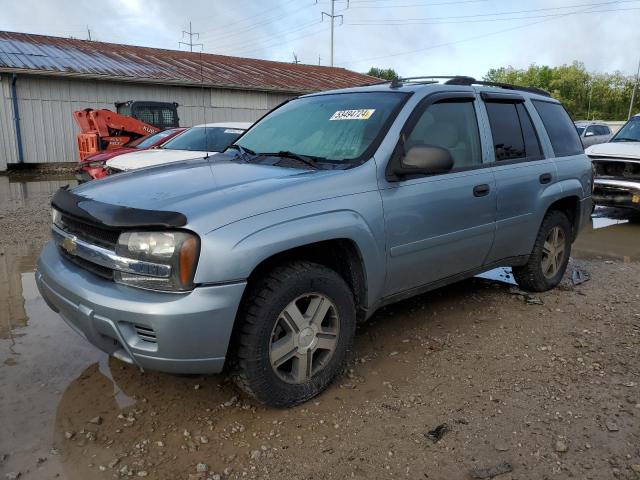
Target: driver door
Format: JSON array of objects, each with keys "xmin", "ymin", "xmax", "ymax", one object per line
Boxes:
[{"xmin": 379, "ymin": 93, "xmax": 496, "ymax": 297}]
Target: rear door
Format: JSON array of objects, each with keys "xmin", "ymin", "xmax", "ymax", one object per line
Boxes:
[
  {"xmin": 481, "ymin": 92, "xmax": 557, "ymax": 263},
  {"xmin": 583, "ymin": 125, "xmax": 598, "ymax": 147},
  {"xmin": 380, "ymin": 92, "xmax": 497, "ymax": 297}
]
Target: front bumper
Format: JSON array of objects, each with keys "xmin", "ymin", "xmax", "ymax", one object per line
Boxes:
[
  {"xmin": 593, "ymin": 178, "xmax": 640, "ymax": 209},
  {"xmin": 36, "ymin": 241, "xmax": 246, "ymax": 374}
]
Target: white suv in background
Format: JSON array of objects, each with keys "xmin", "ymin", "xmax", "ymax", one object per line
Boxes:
[{"xmin": 106, "ymin": 122, "xmax": 252, "ymax": 172}]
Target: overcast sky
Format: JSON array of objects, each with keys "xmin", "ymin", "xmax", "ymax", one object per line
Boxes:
[{"xmin": 1, "ymin": 0, "xmax": 639, "ymax": 78}]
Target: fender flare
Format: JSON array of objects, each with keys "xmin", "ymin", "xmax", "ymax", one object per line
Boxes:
[{"xmin": 198, "ymin": 209, "xmax": 386, "ymax": 311}]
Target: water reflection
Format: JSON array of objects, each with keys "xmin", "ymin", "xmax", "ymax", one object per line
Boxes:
[
  {"xmin": 0, "ymin": 243, "xmax": 119, "ymax": 479},
  {"xmin": 574, "ymin": 208, "xmax": 640, "ymax": 261},
  {"xmin": 0, "ymin": 175, "xmax": 75, "ymax": 206},
  {"xmin": 0, "ymin": 244, "xmax": 40, "ymax": 340}
]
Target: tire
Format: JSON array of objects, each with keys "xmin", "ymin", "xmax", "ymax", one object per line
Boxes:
[
  {"xmin": 513, "ymin": 210, "xmax": 572, "ymax": 292},
  {"xmin": 232, "ymin": 261, "xmax": 356, "ymax": 408}
]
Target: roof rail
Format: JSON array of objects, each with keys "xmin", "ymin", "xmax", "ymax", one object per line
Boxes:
[{"xmin": 389, "ymin": 75, "xmax": 552, "ymax": 97}]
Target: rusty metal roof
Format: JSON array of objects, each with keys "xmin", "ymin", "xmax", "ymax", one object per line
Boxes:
[{"xmin": 0, "ymin": 31, "xmax": 377, "ymax": 93}]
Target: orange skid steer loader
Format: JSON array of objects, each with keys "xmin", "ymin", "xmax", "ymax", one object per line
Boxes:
[{"xmin": 73, "ymin": 101, "xmax": 179, "ymax": 161}]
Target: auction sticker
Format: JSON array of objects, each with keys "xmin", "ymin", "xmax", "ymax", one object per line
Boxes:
[
  {"xmin": 330, "ymin": 109, "xmax": 375, "ymax": 121},
  {"xmin": 224, "ymin": 129, "xmax": 245, "ymax": 134}
]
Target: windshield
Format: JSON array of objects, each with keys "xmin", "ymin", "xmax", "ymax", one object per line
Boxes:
[
  {"xmin": 234, "ymin": 92, "xmax": 408, "ymax": 162},
  {"xmin": 576, "ymin": 126, "xmax": 585, "ymax": 135},
  {"xmin": 611, "ymin": 117, "xmax": 640, "ymax": 142},
  {"xmin": 131, "ymin": 129, "xmax": 180, "ymax": 149},
  {"xmin": 162, "ymin": 127, "xmax": 245, "ymax": 152}
]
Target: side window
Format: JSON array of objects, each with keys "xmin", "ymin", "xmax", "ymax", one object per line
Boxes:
[
  {"xmin": 532, "ymin": 101, "xmax": 583, "ymax": 156},
  {"xmin": 585, "ymin": 126, "xmax": 596, "ymax": 136},
  {"xmin": 485, "ymin": 102, "xmax": 542, "ymax": 161},
  {"xmin": 404, "ymin": 101, "xmax": 482, "ymax": 169},
  {"xmin": 596, "ymin": 125, "xmax": 611, "ymax": 135},
  {"xmin": 516, "ymin": 103, "xmax": 542, "ymax": 159}
]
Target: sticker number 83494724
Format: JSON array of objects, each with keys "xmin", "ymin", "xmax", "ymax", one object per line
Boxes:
[{"xmin": 329, "ymin": 109, "xmax": 376, "ymax": 121}]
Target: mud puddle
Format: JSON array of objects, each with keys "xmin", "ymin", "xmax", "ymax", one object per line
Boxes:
[
  {"xmin": 573, "ymin": 206, "xmax": 640, "ymax": 262},
  {"xmin": 0, "ymin": 244, "xmax": 113, "ymax": 479},
  {"xmin": 0, "ymin": 174, "xmax": 75, "ymax": 206}
]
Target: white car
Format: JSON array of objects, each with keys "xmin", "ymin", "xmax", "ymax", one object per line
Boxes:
[
  {"xmin": 586, "ymin": 114, "xmax": 640, "ymax": 210},
  {"xmin": 106, "ymin": 122, "xmax": 252, "ymax": 172}
]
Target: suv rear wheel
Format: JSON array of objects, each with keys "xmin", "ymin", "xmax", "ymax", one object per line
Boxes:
[
  {"xmin": 513, "ymin": 210, "xmax": 572, "ymax": 292},
  {"xmin": 232, "ymin": 261, "xmax": 356, "ymax": 407}
]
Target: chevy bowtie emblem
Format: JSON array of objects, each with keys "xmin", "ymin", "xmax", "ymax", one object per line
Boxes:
[{"xmin": 62, "ymin": 236, "xmax": 78, "ymax": 255}]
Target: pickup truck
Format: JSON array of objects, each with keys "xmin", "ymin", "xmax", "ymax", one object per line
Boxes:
[
  {"xmin": 36, "ymin": 76, "xmax": 593, "ymax": 407},
  {"xmin": 586, "ymin": 114, "xmax": 640, "ymax": 210}
]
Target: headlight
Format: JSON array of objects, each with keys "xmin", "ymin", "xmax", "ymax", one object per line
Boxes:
[
  {"xmin": 114, "ymin": 231, "xmax": 200, "ymax": 292},
  {"xmin": 51, "ymin": 208, "xmax": 63, "ymax": 228}
]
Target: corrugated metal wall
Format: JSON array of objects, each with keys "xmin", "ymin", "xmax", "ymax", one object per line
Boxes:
[
  {"xmin": 0, "ymin": 74, "xmax": 18, "ymax": 170},
  {"xmin": 0, "ymin": 73, "xmax": 294, "ymax": 169}
]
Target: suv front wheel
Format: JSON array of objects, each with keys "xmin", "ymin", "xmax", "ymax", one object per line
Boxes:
[
  {"xmin": 232, "ymin": 261, "xmax": 356, "ymax": 407},
  {"xmin": 513, "ymin": 210, "xmax": 572, "ymax": 292}
]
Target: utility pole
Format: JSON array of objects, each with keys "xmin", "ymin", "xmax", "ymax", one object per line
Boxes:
[
  {"xmin": 587, "ymin": 82, "xmax": 592, "ymax": 120},
  {"xmin": 628, "ymin": 57, "xmax": 640, "ymax": 120},
  {"xmin": 292, "ymin": 53, "xmax": 300, "ymax": 64},
  {"xmin": 180, "ymin": 21, "xmax": 203, "ymax": 52},
  {"xmin": 322, "ymin": 0, "xmax": 348, "ymax": 66},
  {"xmin": 87, "ymin": 26, "xmax": 92, "ymax": 41}
]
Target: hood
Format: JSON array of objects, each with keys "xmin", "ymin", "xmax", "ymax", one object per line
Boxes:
[
  {"xmin": 72, "ymin": 155, "xmax": 373, "ymax": 233},
  {"xmin": 106, "ymin": 149, "xmax": 213, "ymax": 171},
  {"xmin": 82, "ymin": 147, "xmax": 137, "ymax": 163},
  {"xmin": 586, "ymin": 141, "xmax": 640, "ymax": 160}
]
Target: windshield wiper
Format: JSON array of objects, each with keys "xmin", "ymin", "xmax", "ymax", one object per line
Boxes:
[
  {"xmin": 227, "ymin": 144, "xmax": 257, "ymax": 161},
  {"xmin": 611, "ymin": 137, "xmax": 639, "ymax": 142},
  {"xmin": 256, "ymin": 151, "xmax": 321, "ymax": 170}
]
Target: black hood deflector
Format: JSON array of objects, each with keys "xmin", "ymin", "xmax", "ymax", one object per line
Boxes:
[{"xmin": 51, "ymin": 186, "xmax": 187, "ymax": 230}]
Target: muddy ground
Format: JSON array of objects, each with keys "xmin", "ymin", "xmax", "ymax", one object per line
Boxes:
[{"xmin": 1, "ymin": 173, "xmax": 640, "ymax": 480}]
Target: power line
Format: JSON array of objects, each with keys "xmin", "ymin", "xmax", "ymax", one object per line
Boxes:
[
  {"xmin": 345, "ymin": 0, "xmax": 640, "ymax": 24},
  {"xmin": 198, "ymin": 0, "xmax": 298, "ymax": 37},
  {"xmin": 231, "ymin": 22, "xmax": 326, "ymax": 57},
  {"xmin": 199, "ymin": 1, "xmax": 311, "ymax": 44},
  {"xmin": 338, "ymin": 3, "xmax": 631, "ymax": 66},
  {"xmin": 221, "ymin": 18, "xmax": 322, "ymax": 56},
  {"xmin": 346, "ymin": 7, "xmax": 640, "ymax": 25},
  {"xmin": 347, "ymin": 0, "xmax": 488, "ymax": 9},
  {"xmin": 179, "ymin": 21, "xmax": 203, "ymax": 52}
]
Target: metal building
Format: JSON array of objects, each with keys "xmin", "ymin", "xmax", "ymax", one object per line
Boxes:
[{"xmin": 0, "ymin": 31, "xmax": 375, "ymax": 171}]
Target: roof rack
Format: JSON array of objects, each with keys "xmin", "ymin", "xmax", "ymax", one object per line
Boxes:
[{"xmin": 389, "ymin": 75, "xmax": 551, "ymax": 97}]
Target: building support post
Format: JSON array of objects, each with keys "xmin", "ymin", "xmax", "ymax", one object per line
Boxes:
[{"xmin": 10, "ymin": 74, "xmax": 24, "ymax": 164}]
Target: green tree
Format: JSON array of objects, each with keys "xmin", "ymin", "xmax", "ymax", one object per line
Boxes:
[
  {"xmin": 366, "ymin": 67, "xmax": 399, "ymax": 81},
  {"xmin": 484, "ymin": 62, "xmax": 637, "ymax": 121}
]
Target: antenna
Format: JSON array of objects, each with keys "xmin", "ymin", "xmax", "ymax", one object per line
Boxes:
[
  {"xmin": 180, "ymin": 21, "xmax": 203, "ymax": 52},
  {"xmin": 199, "ymin": 50, "xmax": 209, "ymax": 158}
]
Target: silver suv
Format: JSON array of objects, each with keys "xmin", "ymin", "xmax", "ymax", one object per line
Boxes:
[
  {"xmin": 37, "ymin": 76, "xmax": 593, "ymax": 407},
  {"xmin": 575, "ymin": 121, "xmax": 612, "ymax": 147}
]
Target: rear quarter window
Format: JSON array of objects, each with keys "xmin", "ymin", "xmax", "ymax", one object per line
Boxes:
[{"xmin": 532, "ymin": 101, "xmax": 583, "ymax": 157}]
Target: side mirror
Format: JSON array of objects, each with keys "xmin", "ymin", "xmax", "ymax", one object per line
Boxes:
[
  {"xmin": 585, "ymin": 130, "xmax": 595, "ymax": 137},
  {"xmin": 395, "ymin": 145, "xmax": 454, "ymax": 177}
]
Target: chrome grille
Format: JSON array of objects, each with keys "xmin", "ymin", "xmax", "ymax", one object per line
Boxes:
[{"xmin": 59, "ymin": 214, "xmax": 120, "ymax": 249}]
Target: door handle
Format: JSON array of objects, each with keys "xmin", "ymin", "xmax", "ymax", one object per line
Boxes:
[
  {"xmin": 473, "ymin": 184, "xmax": 491, "ymax": 197},
  {"xmin": 539, "ymin": 173, "xmax": 552, "ymax": 184}
]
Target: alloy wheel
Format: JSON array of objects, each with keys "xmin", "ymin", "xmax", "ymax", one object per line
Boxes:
[
  {"xmin": 541, "ymin": 226, "xmax": 566, "ymax": 279},
  {"xmin": 269, "ymin": 293, "xmax": 340, "ymax": 384}
]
